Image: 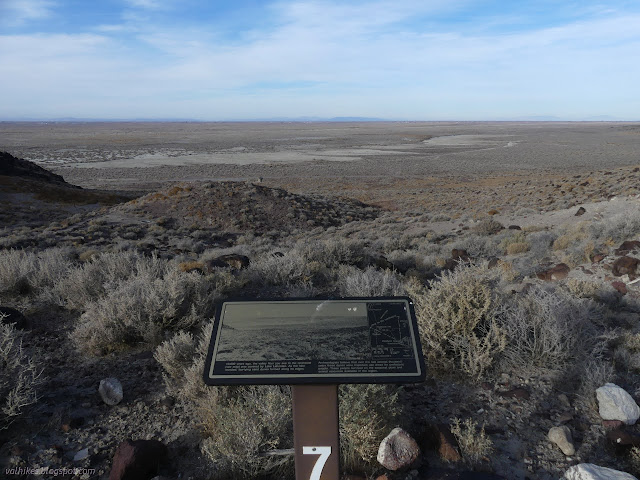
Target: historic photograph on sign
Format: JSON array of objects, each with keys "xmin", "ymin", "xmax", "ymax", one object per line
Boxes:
[{"xmin": 215, "ymin": 301, "xmax": 371, "ymax": 361}]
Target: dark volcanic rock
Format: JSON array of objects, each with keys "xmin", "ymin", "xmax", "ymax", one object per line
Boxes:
[
  {"xmin": 109, "ymin": 439, "xmax": 168, "ymax": 480},
  {"xmin": 574, "ymin": 206, "xmax": 586, "ymax": 216},
  {"xmin": 615, "ymin": 241, "xmax": 640, "ymax": 255},
  {"xmin": 0, "ymin": 151, "xmax": 72, "ymax": 185},
  {"xmin": 612, "ymin": 256, "xmax": 639, "ymax": 277},
  {"xmin": 536, "ymin": 263, "xmax": 570, "ymax": 281}
]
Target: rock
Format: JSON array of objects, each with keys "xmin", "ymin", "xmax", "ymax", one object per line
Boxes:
[
  {"xmin": 487, "ymin": 257, "xmax": 499, "ymax": 269},
  {"xmin": 421, "ymin": 423, "xmax": 461, "ymax": 462},
  {"xmin": 99, "ymin": 378, "xmax": 123, "ymax": 406},
  {"xmin": 612, "ymin": 256, "xmax": 639, "ymax": 277},
  {"xmin": 606, "ymin": 429, "xmax": 640, "ymax": 448},
  {"xmin": 377, "ymin": 427, "xmax": 420, "ymax": 471},
  {"xmin": 615, "ymin": 241, "xmax": 640, "ymax": 255},
  {"xmin": 451, "ymin": 249, "xmax": 470, "ymax": 261},
  {"xmin": 575, "ymin": 207, "xmax": 586, "ymax": 216},
  {"xmin": 596, "ymin": 383, "xmax": 640, "ymax": 425},
  {"xmin": 109, "ymin": 439, "xmax": 168, "ymax": 480},
  {"xmin": 508, "ymin": 225, "xmax": 521, "ymax": 230},
  {"xmin": 205, "ymin": 254, "xmax": 250, "ymax": 271},
  {"xmin": 498, "ymin": 387, "xmax": 530, "ymax": 400},
  {"xmin": 536, "ymin": 263, "xmax": 570, "ymax": 281},
  {"xmin": 612, "ymin": 281, "xmax": 628, "ymax": 295},
  {"xmin": 592, "ymin": 254, "xmax": 606, "ymax": 263},
  {"xmin": 73, "ymin": 448, "xmax": 89, "ymax": 462},
  {"xmin": 563, "ymin": 463, "xmax": 638, "ymax": 480},
  {"xmin": 428, "ymin": 473, "xmax": 506, "ymax": 480},
  {"xmin": 603, "ymin": 420, "xmax": 625, "ymax": 430},
  {"xmin": 548, "ymin": 426, "xmax": 575, "ymax": 455},
  {"xmin": 0, "ymin": 306, "xmax": 28, "ymax": 329}
]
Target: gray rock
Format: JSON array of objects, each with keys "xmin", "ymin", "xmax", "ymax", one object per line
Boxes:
[
  {"xmin": 99, "ymin": 378, "xmax": 123, "ymax": 406},
  {"xmin": 596, "ymin": 383, "xmax": 640, "ymax": 425},
  {"xmin": 563, "ymin": 463, "xmax": 638, "ymax": 480},
  {"xmin": 548, "ymin": 425, "xmax": 575, "ymax": 455},
  {"xmin": 377, "ymin": 427, "xmax": 420, "ymax": 471},
  {"xmin": 73, "ymin": 448, "xmax": 89, "ymax": 462}
]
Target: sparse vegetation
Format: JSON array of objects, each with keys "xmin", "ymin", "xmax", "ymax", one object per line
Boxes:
[
  {"xmin": 450, "ymin": 417, "xmax": 493, "ymax": 467},
  {"xmin": 407, "ymin": 264, "xmax": 507, "ymax": 379},
  {"xmin": 0, "ymin": 319, "xmax": 43, "ymax": 429}
]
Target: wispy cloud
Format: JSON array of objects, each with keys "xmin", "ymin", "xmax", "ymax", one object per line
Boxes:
[
  {"xmin": 0, "ymin": 0, "xmax": 56, "ymax": 26},
  {"xmin": 1, "ymin": 1, "xmax": 639, "ymax": 119}
]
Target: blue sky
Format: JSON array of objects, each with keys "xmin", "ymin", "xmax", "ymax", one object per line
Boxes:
[{"xmin": 1, "ymin": 0, "xmax": 639, "ymax": 120}]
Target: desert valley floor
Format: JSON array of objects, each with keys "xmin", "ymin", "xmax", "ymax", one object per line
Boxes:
[{"xmin": 2, "ymin": 121, "xmax": 640, "ymax": 480}]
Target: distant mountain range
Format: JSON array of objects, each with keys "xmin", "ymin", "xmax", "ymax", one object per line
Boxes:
[{"xmin": 0, "ymin": 115, "xmax": 635, "ymax": 122}]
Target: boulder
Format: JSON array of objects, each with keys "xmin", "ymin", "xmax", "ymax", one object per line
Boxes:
[
  {"xmin": 536, "ymin": 263, "xmax": 570, "ymax": 281},
  {"xmin": 615, "ymin": 241, "xmax": 640, "ymax": 255},
  {"xmin": 0, "ymin": 306, "xmax": 28, "ymax": 329},
  {"xmin": 109, "ymin": 439, "xmax": 168, "ymax": 480},
  {"xmin": 205, "ymin": 254, "xmax": 250, "ymax": 271},
  {"xmin": 548, "ymin": 426, "xmax": 575, "ymax": 455},
  {"xmin": 563, "ymin": 463, "xmax": 637, "ymax": 480},
  {"xmin": 377, "ymin": 427, "xmax": 420, "ymax": 471},
  {"xmin": 612, "ymin": 256, "xmax": 639, "ymax": 277},
  {"xmin": 596, "ymin": 383, "xmax": 640, "ymax": 425},
  {"xmin": 99, "ymin": 378, "xmax": 123, "ymax": 406},
  {"xmin": 606, "ymin": 429, "xmax": 640, "ymax": 448}
]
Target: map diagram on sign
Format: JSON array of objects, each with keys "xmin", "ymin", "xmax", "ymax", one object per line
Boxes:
[{"xmin": 367, "ymin": 302, "xmax": 414, "ymax": 359}]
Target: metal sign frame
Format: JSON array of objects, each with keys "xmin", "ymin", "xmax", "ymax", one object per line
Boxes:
[{"xmin": 202, "ymin": 296, "xmax": 425, "ymax": 386}]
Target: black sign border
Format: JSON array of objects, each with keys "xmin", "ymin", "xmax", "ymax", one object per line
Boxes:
[{"xmin": 202, "ymin": 296, "xmax": 426, "ymax": 385}]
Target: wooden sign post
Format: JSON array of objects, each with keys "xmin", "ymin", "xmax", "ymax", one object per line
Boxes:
[
  {"xmin": 203, "ymin": 297, "xmax": 425, "ymax": 480},
  {"xmin": 292, "ymin": 385, "xmax": 340, "ymax": 480}
]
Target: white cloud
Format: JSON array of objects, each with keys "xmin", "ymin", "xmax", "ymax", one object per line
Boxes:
[
  {"xmin": 0, "ymin": 0, "xmax": 56, "ymax": 26},
  {"xmin": 2, "ymin": 1, "xmax": 640, "ymax": 119}
]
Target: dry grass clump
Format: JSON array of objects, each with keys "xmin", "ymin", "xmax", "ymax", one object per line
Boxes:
[
  {"xmin": 337, "ymin": 266, "xmax": 405, "ymax": 297},
  {"xmin": 406, "ymin": 264, "xmax": 506, "ymax": 379},
  {"xmin": 473, "ymin": 219, "xmax": 504, "ymax": 236},
  {"xmin": 1, "ymin": 319, "xmax": 43, "ymax": 429},
  {"xmin": 156, "ymin": 322, "xmax": 400, "ymax": 478},
  {"xmin": 566, "ymin": 278, "xmax": 602, "ymax": 299},
  {"xmin": 499, "ymin": 286, "xmax": 604, "ymax": 372},
  {"xmin": 72, "ymin": 264, "xmax": 215, "ymax": 355},
  {"xmin": 248, "ymin": 250, "xmax": 314, "ymax": 289},
  {"xmin": 450, "ymin": 417, "xmax": 493, "ymax": 467}
]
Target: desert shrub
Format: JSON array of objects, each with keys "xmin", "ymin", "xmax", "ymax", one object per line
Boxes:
[
  {"xmin": 52, "ymin": 251, "xmax": 168, "ymax": 309},
  {"xmin": 72, "ymin": 267, "xmax": 214, "ymax": 355},
  {"xmin": 577, "ymin": 358, "xmax": 616, "ymax": 414},
  {"xmin": 294, "ymin": 238, "xmax": 364, "ymax": 269},
  {"xmin": 451, "ymin": 234, "xmax": 497, "ymax": 258},
  {"xmin": 337, "ymin": 266, "xmax": 404, "ymax": 297},
  {"xmin": 450, "ymin": 417, "xmax": 492, "ymax": 466},
  {"xmin": 590, "ymin": 210, "xmax": 640, "ymax": 244},
  {"xmin": 406, "ymin": 264, "xmax": 506, "ymax": 379},
  {"xmin": 157, "ymin": 323, "xmax": 401, "ymax": 478},
  {"xmin": 473, "ymin": 219, "xmax": 504, "ymax": 236},
  {"xmin": 249, "ymin": 250, "xmax": 313, "ymax": 288},
  {"xmin": 566, "ymin": 278, "xmax": 602, "ymax": 299},
  {"xmin": 1, "ymin": 319, "xmax": 43, "ymax": 429},
  {"xmin": 200, "ymin": 385, "xmax": 294, "ymax": 479},
  {"xmin": 339, "ymin": 384, "xmax": 400, "ymax": 474},
  {"xmin": 0, "ymin": 248, "xmax": 73, "ymax": 297},
  {"xmin": 500, "ymin": 286, "xmax": 604, "ymax": 372}
]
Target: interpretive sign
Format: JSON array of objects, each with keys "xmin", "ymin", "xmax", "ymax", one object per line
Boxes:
[{"xmin": 203, "ymin": 297, "xmax": 425, "ymax": 385}]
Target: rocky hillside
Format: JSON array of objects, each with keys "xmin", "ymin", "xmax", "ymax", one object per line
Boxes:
[{"xmin": 0, "ymin": 151, "xmax": 70, "ymax": 185}]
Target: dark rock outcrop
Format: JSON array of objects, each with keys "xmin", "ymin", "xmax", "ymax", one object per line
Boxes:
[{"xmin": 0, "ymin": 151, "xmax": 71, "ymax": 185}]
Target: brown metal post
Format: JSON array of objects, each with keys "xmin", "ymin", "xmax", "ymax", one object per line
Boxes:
[{"xmin": 292, "ymin": 384, "xmax": 340, "ymax": 480}]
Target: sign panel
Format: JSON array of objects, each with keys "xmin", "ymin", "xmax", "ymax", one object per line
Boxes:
[{"xmin": 202, "ymin": 297, "xmax": 425, "ymax": 385}]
